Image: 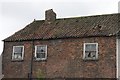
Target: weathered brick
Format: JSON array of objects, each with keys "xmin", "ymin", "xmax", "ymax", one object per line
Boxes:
[{"xmin": 2, "ymin": 37, "xmax": 116, "ymax": 78}]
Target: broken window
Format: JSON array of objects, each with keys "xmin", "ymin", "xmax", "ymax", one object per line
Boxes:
[
  {"xmin": 35, "ymin": 45, "xmax": 47, "ymax": 60},
  {"xmin": 12, "ymin": 46, "xmax": 24, "ymax": 60},
  {"xmin": 83, "ymin": 43, "xmax": 98, "ymax": 60}
]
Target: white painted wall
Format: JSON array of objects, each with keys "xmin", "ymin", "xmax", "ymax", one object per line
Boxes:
[{"xmin": 117, "ymin": 39, "xmax": 120, "ymax": 78}]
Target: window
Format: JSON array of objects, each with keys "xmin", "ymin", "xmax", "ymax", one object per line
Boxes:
[
  {"xmin": 83, "ymin": 43, "xmax": 98, "ymax": 60},
  {"xmin": 35, "ymin": 45, "xmax": 47, "ymax": 60},
  {"xmin": 12, "ymin": 46, "xmax": 24, "ymax": 60}
]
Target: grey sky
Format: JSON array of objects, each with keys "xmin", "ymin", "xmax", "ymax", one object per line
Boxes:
[{"xmin": 0, "ymin": 0, "xmax": 119, "ymax": 54}]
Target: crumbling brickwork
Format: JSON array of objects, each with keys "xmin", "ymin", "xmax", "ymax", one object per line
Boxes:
[{"xmin": 2, "ymin": 36, "xmax": 116, "ymax": 78}]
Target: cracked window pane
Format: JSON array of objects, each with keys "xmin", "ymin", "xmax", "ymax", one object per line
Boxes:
[{"xmin": 84, "ymin": 43, "xmax": 98, "ymax": 60}]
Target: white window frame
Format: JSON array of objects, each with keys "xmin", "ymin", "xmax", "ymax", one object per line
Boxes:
[
  {"xmin": 35, "ymin": 45, "xmax": 47, "ymax": 60},
  {"xmin": 12, "ymin": 46, "xmax": 24, "ymax": 60},
  {"xmin": 83, "ymin": 43, "xmax": 98, "ymax": 60}
]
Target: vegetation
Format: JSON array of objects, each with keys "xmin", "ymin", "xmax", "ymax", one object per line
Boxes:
[{"xmin": 37, "ymin": 69, "xmax": 44, "ymax": 80}]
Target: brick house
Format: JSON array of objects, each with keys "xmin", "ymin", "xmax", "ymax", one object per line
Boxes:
[{"xmin": 2, "ymin": 9, "xmax": 120, "ymax": 79}]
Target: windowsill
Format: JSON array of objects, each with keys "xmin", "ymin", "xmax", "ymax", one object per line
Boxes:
[
  {"xmin": 33, "ymin": 58, "xmax": 47, "ymax": 62},
  {"xmin": 11, "ymin": 59, "xmax": 24, "ymax": 62},
  {"xmin": 34, "ymin": 59, "xmax": 47, "ymax": 62},
  {"xmin": 83, "ymin": 58, "xmax": 99, "ymax": 61}
]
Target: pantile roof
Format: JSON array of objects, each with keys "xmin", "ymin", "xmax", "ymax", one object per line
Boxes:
[{"xmin": 3, "ymin": 13, "xmax": 120, "ymax": 42}]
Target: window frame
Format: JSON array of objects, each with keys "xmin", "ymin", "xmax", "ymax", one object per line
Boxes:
[
  {"xmin": 83, "ymin": 43, "xmax": 98, "ymax": 60},
  {"xmin": 35, "ymin": 45, "xmax": 47, "ymax": 60},
  {"xmin": 12, "ymin": 46, "xmax": 24, "ymax": 60}
]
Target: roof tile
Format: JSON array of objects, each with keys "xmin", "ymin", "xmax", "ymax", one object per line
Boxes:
[{"xmin": 4, "ymin": 13, "xmax": 120, "ymax": 41}]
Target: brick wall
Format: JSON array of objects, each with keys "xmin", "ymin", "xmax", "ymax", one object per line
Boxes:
[{"xmin": 2, "ymin": 37, "xmax": 116, "ymax": 78}]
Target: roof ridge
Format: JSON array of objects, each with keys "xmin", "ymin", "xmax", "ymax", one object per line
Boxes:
[
  {"xmin": 53, "ymin": 13, "xmax": 120, "ymax": 20},
  {"xmin": 34, "ymin": 13, "xmax": 120, "ymax": 22}
]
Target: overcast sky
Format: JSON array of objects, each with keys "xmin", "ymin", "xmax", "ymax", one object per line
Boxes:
[{"xmin": 0, "ymin": 0, "xmax": 120, "ymax": 55}]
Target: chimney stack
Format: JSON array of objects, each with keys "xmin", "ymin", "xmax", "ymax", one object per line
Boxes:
[{"xmin": 45, "ymin": 9, "xmax": 56, "ymax": 22}]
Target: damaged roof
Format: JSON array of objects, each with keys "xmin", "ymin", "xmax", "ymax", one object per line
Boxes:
[{"xmin": 3, "ymin": 12, "xmax": 120, "ymax": 42}]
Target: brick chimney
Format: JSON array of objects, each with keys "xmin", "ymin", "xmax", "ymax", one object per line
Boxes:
[{"xmin": 45, "ymin": 9, "xmax": 56, "ymax": 22}]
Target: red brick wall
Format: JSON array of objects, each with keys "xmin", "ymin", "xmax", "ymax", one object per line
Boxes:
[{"xmin": 2, "ymin": 37, "xmax": 116, "ymax": 78}]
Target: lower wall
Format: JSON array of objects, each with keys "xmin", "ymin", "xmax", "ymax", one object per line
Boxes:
[{"xmin": 2, "ymin": 37, "xmax": 116, "ymax": 78}]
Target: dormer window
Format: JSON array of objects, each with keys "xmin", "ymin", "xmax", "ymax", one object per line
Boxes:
[
  {"xmin": 35, "ymin": 45, "xmax": 47, "ymax": 60},
  {"xmin": 83, "ymin": 43, "xmax": 98, "ymax": 60},
  {"xmin": 12, "ymin": 46, "xmax": 24, "ymax": 60}
]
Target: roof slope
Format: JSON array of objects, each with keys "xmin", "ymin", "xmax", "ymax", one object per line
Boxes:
[{"xmin": 4, "ymin": 13, "xmax": 120, "ymax": 42}]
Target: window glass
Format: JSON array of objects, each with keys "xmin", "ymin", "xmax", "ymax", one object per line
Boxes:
[
  {"xmin": 85, "ymin": 44, "xmax": 96, "ymax": 51},
  {"xmin": 14, "ymin": 47, "xmax": 23, "ymax": 53},
  {"xmin": 84, "ymin": 43, "xmax": 98, "ymax": 60},
  {"xmin": 37, "ymin": 53, "xmax": 45, "ymax": 58},
  {"xmin": 35, "ymin": 45, "xmax": 47, "ymax": 60},
  {"xmin": 37, "ymin": 46, "xmax": 46, "ymax": 53},
  {"xmin": 12, "ymin": 46, "xmax": 24, "ymax": 60}
]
